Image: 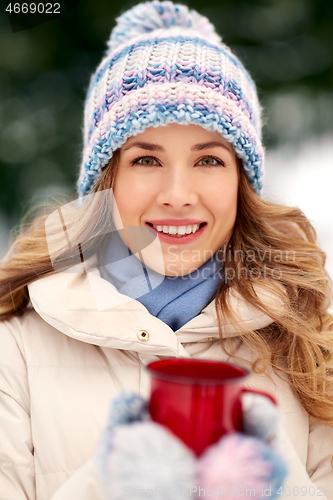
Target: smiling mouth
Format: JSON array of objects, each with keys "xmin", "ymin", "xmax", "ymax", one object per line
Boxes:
[{"xmin": 146, "ymin": 222, "xmax": 207, "ymax": 237}]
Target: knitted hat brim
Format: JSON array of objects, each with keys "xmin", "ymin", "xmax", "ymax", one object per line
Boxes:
[{"xmin": 78, "ymin": 82, "xmax": 264, "ymax": 197}]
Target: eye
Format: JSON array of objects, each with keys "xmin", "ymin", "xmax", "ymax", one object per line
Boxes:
[
  {"xmin": 130, "ymin": 155, "xmax": 226, "ymax": 167},
  {"xmin": 130, "ymin": 156, "xmax": 159, "ymax": 166},
  {"xmin": 197, "ymin": 156, "xmax": 225, "ymax": 167}
]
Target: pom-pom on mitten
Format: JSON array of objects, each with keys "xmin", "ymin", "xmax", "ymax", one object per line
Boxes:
[
  {"xmin": 95, "ymin": 391, "xmax": 196, "ymax": 500},
  {"xmin": 107, "ymin": 0, "xmax": 222, "ymax": 54},
  {"xmin": 101, "ymin": 422, "xmax": 196, "ymax": 500},
  {"xmin": 196, "ymin": 433, "xmax": 288, "ymax": 500}
]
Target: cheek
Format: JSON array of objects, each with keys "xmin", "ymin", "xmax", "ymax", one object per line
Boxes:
[
  {"xmin": 211, "ymin": 183, "xmax": 238, "ymax": 221},
  {"xmin": 113, "ymin": 175, "xmax": 153, "ymax": 222}
]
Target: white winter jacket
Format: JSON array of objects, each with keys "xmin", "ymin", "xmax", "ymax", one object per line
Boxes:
[{"xmin": 1, "ymin": 265, "xmax": 333, "ymax": 500}]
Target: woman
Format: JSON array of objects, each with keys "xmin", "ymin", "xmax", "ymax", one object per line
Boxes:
[{"xmin": 1, "ymin": 1, "xmax": 333, "ymax": 499}]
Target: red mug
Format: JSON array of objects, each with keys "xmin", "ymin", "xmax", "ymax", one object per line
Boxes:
[{"xmin": 147, "ymin": 358, "xmax": 276, "ymax": 456}]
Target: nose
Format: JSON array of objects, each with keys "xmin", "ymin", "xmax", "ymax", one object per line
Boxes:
[{"xmin": 156, "ymin": 167, "xmax": 199, "ymax": 210}]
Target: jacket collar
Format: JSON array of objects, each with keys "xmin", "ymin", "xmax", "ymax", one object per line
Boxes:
[{"xmin": 28, "ymin": 266, "xmax": 282, "ymax": 356}]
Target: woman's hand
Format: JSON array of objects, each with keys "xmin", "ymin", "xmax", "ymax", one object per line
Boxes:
[
  {"xmin": 95, "ymin": 392, "xmax": 196, "ymax": 499},
  {"xmin": 95, "ymin": 392, "xmax": 287, "ymax": 500},
  {"xmin": 197, "ymin": 393, "xmax": 287, "ymax": 499}
]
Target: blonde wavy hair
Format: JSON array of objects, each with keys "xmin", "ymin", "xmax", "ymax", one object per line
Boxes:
[{"xmin": 1, "ymin": 151, "xmax": 333, "ymax": 426}]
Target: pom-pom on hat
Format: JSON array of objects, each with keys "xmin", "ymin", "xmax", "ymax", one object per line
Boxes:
[{"xmin": 78, "ymin": 0, "xmax": 264, "ymax": 197}]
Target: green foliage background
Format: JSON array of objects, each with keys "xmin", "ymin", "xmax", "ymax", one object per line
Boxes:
[{"xmin": 0, "ymin": 0, "xmax": 332, "ymax": 230}]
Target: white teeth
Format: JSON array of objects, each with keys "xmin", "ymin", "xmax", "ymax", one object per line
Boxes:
[{"xmin": 152, "ymin": 224, "xmax": 203, "ymax": 236}]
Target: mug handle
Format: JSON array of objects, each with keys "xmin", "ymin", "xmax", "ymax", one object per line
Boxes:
[
  {"xmin": 233, "ymin": 387, "xmax": 277, "ymax": 433},
  {"xmin": 240, "ymin": 387, "xmax": 277, "ymax": 406}
]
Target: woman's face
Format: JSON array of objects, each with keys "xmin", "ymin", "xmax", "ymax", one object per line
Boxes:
[{"xmin": 113, "ymin": 123, "xmax": 238, "ymax": 276}]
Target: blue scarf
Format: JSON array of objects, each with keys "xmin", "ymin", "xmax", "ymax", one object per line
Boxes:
[{"xmin": 100, "ymin": 231, "xmax": 223, "ymax": 331}]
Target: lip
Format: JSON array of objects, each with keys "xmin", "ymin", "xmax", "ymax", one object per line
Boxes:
[
  {"xmin": 145, "ymin": 219, "xmax": 205, "ymax": 226},
  {"xmin": 146, "ymin": 222, "xmax": 207, "ymax": 245}
]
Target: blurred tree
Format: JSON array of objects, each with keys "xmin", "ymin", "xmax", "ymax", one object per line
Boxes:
[{"xmin": 0, "ymin": 0, "xmax": 332, "ymax": 226}]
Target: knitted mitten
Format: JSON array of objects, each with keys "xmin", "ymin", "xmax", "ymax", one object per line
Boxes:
[{"xmin": 95, "ymin": 391, "xmax": 196, "ymax": 500}]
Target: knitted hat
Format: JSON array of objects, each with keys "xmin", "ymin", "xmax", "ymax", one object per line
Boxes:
[{"xmin": 77, "ymin": 0, "xmax": 264, "ymax": 197}]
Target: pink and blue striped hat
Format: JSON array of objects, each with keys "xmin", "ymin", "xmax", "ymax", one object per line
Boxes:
[{"xmin": 77, "ymin": 0, "xmax": 264, "ymax": 197}]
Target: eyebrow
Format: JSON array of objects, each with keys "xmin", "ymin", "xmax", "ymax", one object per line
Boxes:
[{"xmin": 123, "ymin": 141, "xmax": 232, "ymax": 153}]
